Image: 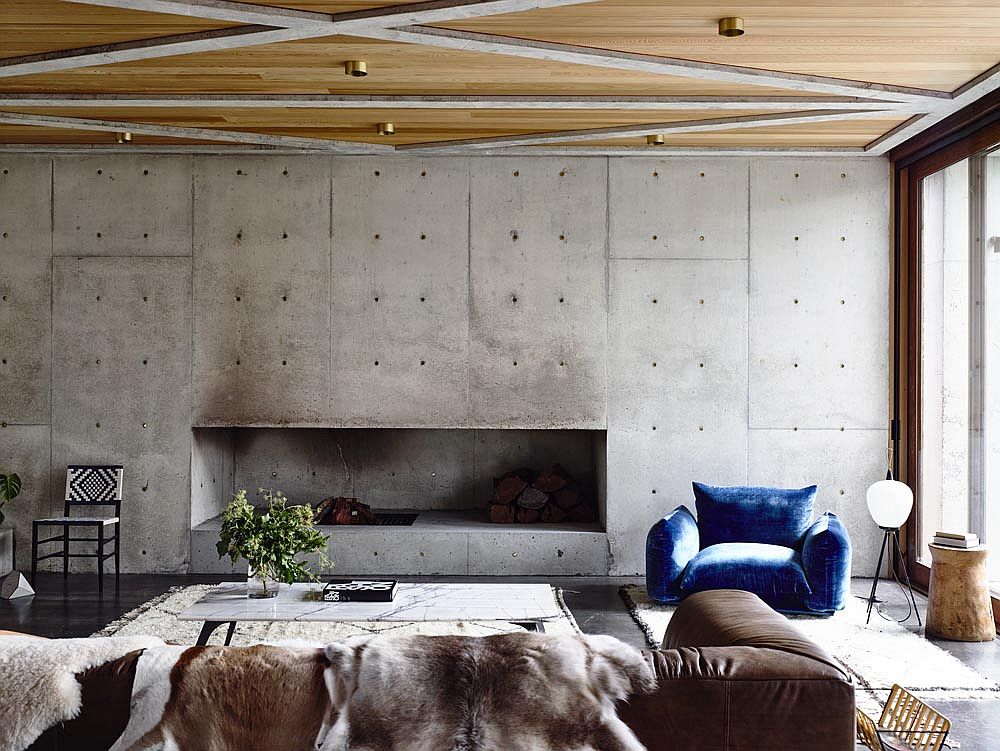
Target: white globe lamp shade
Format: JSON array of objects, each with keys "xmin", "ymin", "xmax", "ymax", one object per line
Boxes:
[{"xmin": 866, "ymin": 480, "xmax": 914, "ymax": 529}]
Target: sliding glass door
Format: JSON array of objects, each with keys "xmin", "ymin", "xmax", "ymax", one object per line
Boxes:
[{"xmin": 916, "ymin": 146, "xmax": 1000, "ymax": 593}]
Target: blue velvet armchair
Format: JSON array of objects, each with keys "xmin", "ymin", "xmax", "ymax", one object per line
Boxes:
[{"xmin": 645, "ymin": 482, "xmax": 851, "ymax": 615}]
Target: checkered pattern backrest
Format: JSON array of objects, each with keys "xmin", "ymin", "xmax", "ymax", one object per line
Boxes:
[{"xmin": 65, "ymin": 465, "xmax": 124, "ymax": 504}]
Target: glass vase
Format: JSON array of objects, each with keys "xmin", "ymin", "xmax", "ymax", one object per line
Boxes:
[{"xmin": 247, "ymin": 568, "xmax": 279, "ymax": 599}]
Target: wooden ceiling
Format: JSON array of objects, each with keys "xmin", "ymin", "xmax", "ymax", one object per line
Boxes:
[{"xmin": 0, "ymin": 0, "xmax": 997, "ymax": 154}]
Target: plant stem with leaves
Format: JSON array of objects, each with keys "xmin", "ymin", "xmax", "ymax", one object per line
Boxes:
[{"xmin": 216, "ymin": 488, "xmax": 330, "ymax": 590}]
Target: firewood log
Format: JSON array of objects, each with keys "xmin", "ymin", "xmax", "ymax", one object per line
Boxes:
[
  {"xmin": 517, "ymin": 485, "xmax": 550, "ymax": 510},
  {"xmin": 540, "ymin": 503, "xmax": 569, "ymax": 524},
  {"xmin": 516, "ymin": 506, "xmax": 542, "ymax": 524},
  {"xmin": 532, "ymin": 463, "xmax": 573, "ymax": 493},
  {"xmin": 553, "ymin": 484, "xmax": 583, "ymax": 511},
  {"xmin": 493, "ymin": 468, "xmax": 534, "ymax": 505},
  {"xmin": 490, "ymin": 504, "xmax": 517, "ymax": 524}
]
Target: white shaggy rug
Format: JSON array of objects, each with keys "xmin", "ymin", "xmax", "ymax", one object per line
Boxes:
[
  {"xmin": 621, "ymin": 584, "xmax": 999, "ymax": 716},
  {"xmin": 94, "ymin": 584, "xmax": 581, "ymax": 644}
]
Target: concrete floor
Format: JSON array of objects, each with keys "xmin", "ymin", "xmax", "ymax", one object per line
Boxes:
[{"xmin": 1, "ymin": 574, "xmax": 997, "ymax": 750}]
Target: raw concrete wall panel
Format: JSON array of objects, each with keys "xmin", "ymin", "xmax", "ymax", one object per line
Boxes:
[
  {"xmin": 606, "ymin": 259, "xmax": 749, "ymax": 574},
  {"xmin": 748, "ymin": 428, "xmax": 887, "ymax": 574},
  {"xmin": 191, "ymin": 427, "xmax": 234, "ymax": 527},
  {"xmin": 52, "ymin": 257, "xmax": 191, "ymax": 572},
  {"xmin": 749, "ymin": 159, "xmax": 889, "ymax": 430},
  {"xmin": 193, "ymin": 156, "xmax": 331, "ymax": 425},
  {"xmin": 0, "ymin": 155, "xmax": 51, "ymax": 425},
  {"xmin": 609, "ymin": 158, "xmax": 749, "ymax": 260},
  {"xmin": 53, "ymin": 156, "xmax": 193, "ymax": 257},
  {"xmin": 470, "ymin": 158, "xmax": 608, "ymax": 427},
  {"xmin": 331, "ymin": 158, "xmax": 470, "ymax": 425},
  {"xmin": 0, "ymin": 425, "xmax": 51, "ymax": 569}
]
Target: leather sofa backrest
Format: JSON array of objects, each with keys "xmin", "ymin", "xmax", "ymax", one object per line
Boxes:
[{"xmin": 618, "ymin": 589, "xmax": 855, "ymax": 751}]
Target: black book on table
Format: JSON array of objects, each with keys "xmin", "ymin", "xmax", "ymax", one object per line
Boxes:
[{"xmin": 322, "ymin": 579, "xmax": 398, "ymax": 602}]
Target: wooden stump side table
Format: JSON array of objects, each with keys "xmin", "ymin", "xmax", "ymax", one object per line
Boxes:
[{"xmin": 925, "ymin": 543, "xmax": 995, "ymax": 642}]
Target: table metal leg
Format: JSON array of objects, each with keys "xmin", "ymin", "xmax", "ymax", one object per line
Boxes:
[
  {"xmin": 513, "ymin": 621, "xmax": 546, "ymax": 633},
  {"xmin": 196, "ymin": 620, "xmax": 235, "ymax": 646}
]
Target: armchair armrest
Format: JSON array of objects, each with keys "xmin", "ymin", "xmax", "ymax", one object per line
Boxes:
[
  {"xmin": 645, "ymin": 506, "xmax": 699, "ymax": 603},
  {"xmin": 801, "ymin": 512, "xmax": 851, "ymax": 614}
]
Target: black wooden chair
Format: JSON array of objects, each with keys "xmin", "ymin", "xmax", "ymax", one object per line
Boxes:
[{"xmin": 31, "ymin": 465, "xmax": 122, "ymax": 594}]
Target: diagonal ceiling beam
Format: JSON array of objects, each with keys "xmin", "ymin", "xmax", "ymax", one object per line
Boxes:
[
  {"xmin": 0, "ymin": 26, "xmax": 311, "ymax": 78},
  {"xmin": 62, "ymin": 1, "xmax": 948, "ymax": 104},
  {"xmin": 398, "ymin": 109, "xmax": 897, "ymax": 150},
  {"xmin": 0, "ymin": 93, "xmax": 924, "ymax": 111},
  {"xmin": 65, "ymin": 0, "xmax": 604, "ymax": 29},
  {"xmin": 2, "ymin": 0, "xmax": 602, "ymax": 78},
  {"xmin": 0, "ymin": 110, "xmax": 391, "ymax": 152},
  {"xmin": 364, "ymin": 26, "xmax": 950, "ymax": 104},
  {"xmin": 865, "ymin": 62, "xmax": 1000, "ymax": 154}
]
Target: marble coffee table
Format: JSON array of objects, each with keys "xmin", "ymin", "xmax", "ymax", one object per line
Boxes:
[{"xmin": 178, "ymin": 582, "xmax": 564, "ymax": 645}]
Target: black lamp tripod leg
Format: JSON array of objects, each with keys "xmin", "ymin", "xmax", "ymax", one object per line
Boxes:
[
  {"xmin": 891, "ymin": 529, "xmax": 922, "ymax": 627},
  {"xmin": 866, "ymin": 530, "xmax": 889, "ymax": 625}
]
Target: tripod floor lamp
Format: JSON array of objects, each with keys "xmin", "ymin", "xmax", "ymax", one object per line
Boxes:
[{"xmin": 865, "ymin": 473, "xmax": 922, "ymax": 626}]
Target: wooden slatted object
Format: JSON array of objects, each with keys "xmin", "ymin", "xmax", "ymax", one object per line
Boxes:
[{"xmin": 856, "ymin": 685, "xmax": 951, "ymax": 751}]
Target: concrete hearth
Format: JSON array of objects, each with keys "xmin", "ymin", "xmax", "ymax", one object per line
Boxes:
[{"xmin": 191, "ymin": 509, "xmax": 609, "ymax": 576}]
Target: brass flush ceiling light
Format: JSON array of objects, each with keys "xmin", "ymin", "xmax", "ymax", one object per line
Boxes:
[
  {"xmin": 114, "ymin": 131, "xmax": 133, "ymax": 144},
  {"xmin": 376, "ymin": 122, "xmax": 395, "ymax": 136},
  {"xmin": 646, "ymin": 134, "xmax": 665, "ymax": 146},
  {"xmin": 344, "ymin": 60, "xmax": 368, "ymax": 77},
  {"xmin": 718, "ymin": 17, "xmax": 745, "ymax": 37}
]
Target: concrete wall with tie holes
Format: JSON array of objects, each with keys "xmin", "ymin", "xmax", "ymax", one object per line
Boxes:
[{"xmin": 0, "ymin": 154, "xmax": 889, "ymax": 575}]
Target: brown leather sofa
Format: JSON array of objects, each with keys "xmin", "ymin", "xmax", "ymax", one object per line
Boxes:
[
  {"xmin": 620, "ymin": 589, "xmax": 856, "ymax": 750},
  {"xmin": 21, "ymin": 589, "xmax": 854, "ymax": 751}
]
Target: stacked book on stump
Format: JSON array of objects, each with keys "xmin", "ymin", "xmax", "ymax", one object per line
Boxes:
[{"xmin": 932, "ymin": 531, "xmax": 980, "ymax": 548}]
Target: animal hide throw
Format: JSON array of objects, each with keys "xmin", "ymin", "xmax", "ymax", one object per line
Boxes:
[
  {"xmin": 0, "ymin": 634, "xmax": 164, "ymax": 751},
  {"xmin": 320, "ymin": 632, "xmax": 656, "ymax": 751}
]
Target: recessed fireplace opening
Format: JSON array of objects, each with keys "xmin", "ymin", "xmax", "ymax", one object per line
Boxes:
[
  {"xmin": 192, "ymin": 427, "xmax": 607, "ymax": 532},
  {"xmin": 190, "ymin": 427, "xmax": 609, "ymax": 575}
]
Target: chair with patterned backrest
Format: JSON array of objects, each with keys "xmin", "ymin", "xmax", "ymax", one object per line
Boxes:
[{"xmin": 30, "ymin": 465, "xmax": 123, "ymax": 594}]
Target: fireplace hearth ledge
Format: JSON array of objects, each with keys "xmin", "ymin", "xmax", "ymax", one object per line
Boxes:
[{"xmin": 190, "ymin": 509, "xmax": 609, "ymax": 576}]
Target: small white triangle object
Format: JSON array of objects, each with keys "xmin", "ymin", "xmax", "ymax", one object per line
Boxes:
[{"xmin": 1, "ymin": 571, "xmax": 34, "ymax": 599}]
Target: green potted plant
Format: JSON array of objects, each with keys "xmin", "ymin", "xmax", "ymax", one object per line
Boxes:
[
  {"xmin": 0, "ymin": 472, "xmax": 20, "ymax": 527},
  {"xmin": 216, "ymin": 487, "xmax": 329, "ymax": 599}
]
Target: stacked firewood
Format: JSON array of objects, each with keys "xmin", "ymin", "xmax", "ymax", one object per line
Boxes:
[
  {"xmin": 313, "ymin": 496, "xmax": 379, "ymax": 525},
  {"xmin": 489, "ymin": 464, "xmax": 594, "ymax": 524}
]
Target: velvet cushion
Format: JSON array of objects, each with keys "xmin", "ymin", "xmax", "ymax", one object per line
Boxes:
[
  {"xmin": 693, "ymin": 482, "xmax": 817, "ymax": 549},
  {"xmin": 680, "ymin": 543, "xmax": 812, "ymax": 604}
]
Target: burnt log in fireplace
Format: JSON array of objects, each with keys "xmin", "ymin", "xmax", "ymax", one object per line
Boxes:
[
  {"xmin": 314, "ymin": 496, "xmax": 379, "ymax": 525},
  {"xmin": 489, "ymin": 464, "xmax": 594, "ymax": 524}
]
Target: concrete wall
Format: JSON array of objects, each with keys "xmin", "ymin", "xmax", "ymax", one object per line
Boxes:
[{"xmin": 0, "ymin": 154, "xmax": 889, "ymax": 575}]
